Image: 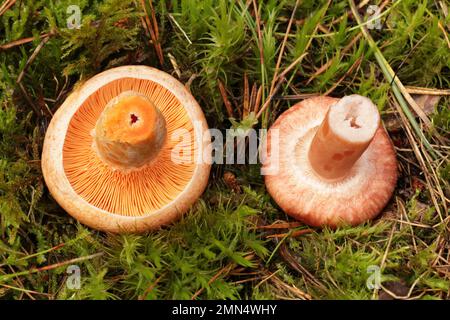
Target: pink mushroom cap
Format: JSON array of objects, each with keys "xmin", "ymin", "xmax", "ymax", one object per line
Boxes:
[{"xmin": 263, "ymin": 95, "xmax": 398, "ymax": 227}]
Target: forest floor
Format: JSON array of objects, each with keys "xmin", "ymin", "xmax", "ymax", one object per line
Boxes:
[{"xmin": 0, "ymin": 0, "xmax": 449, "ymax": 299}]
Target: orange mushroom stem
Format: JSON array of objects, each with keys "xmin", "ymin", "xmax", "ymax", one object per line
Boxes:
[
  {"xmin": 93, "ymin": 91, "xmax": 167, "ymax": 171},
  {"xmin": 308, "ymin": 95, "xmax": 380, "ymax": 180}
]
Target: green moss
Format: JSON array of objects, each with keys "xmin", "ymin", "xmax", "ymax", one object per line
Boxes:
[{"xmin": 0, "ymin": 0, "xmax": 448, "ymax": 300}]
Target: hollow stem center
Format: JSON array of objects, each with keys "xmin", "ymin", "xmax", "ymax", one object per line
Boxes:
[
  {"xmin": 93, "ymin": 91, "xmax": 167, "ymax": 171},
  {"xmin": 130, "ymin": 113, "xmax": 139, "ymax": 125},
  {"xmin": 308, "ymin": 95, "xmax": 380, "ymax": 180}
]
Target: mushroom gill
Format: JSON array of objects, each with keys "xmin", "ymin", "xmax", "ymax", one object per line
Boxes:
[{"xmin": 62, "ymin": 77, "xmax": 196, "ymax": 217}]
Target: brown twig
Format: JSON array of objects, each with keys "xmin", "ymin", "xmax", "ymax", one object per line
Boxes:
[
  {"xmin": 139, "ymin": 0, "xmax": 164, "ymax": 65},
  {"xmin": 266, "ymin": 229, "xmax": 314, "ymax": 239},
  {"xmin": 15, "ymin": 36, "xmax": 51, "ymax": 116},
  {"xmin": 249, "ymin": 83, "xmax": 257, "ymax": 113},
  {"xmin": 0, "ymin": 283, "xmax": 52, "ymax": 298},
  {"xmin": 191, "ymin": 254, "xmax": 255, "ymax": 300},
  {"xmin": 324, "ymin": 56, "xmax": 363, "ymax": 95},
  {"xmin": 279, "ymin": 243, "xmax": 327, "ymax": 291},
  {"xmin": 438, "ymin": 21, "xmax": 450, "ymax": 49},
  {"xmin": 269, "ymin": 0, "xmax": 300, "ymax": 95},
  {"xmin": 273, "ymin": 93, "xmax": 319, "ymax": 101},
  {"xmin": 275, "ymin": 53, "xmax": 308, "ymax": 83},
  {"xmin": 306, "ymin": 33, "xmax": 362, "ymax": 85},
  {"xmin": 253, "ymin": 85, "xmax": 262, "ymax": 115},
  {"xmin": 16, "ymin": 36, "xmax": 50, "ymax": 84},
  {"xmin": 0, "ymin": 33, "xmax": 52, "ymax": 51},
  {"xmin": 256, "ymin": 78, "xmax": 285, "ymax": 119},
  {"xmin": 0, "ymin": 252, "xmax": 103, "ymax": 282},
  {"xmin": 260, "ymin": 270, "xmax": 312, "ymax": 300},
  {"xmin": 18, "ymin": 83, "xmax": 40, "ymax": 115},
  {"xmin": 190, "ymin": 263, "xmax": 235, "ymax": 300},
  {"xmin": 255, "ymin": 0, "xmax": 300, "ymax": 122},
  {"xmin": 404, "ymin": 86, "xmax": 450, "ymax": 96},
  {"xmin": 252, "ymin": 0, "xmax": 264, "ymax": 77},
  {"xmin": 167, "ymin": 52, "xmax": 181, "ymax": 78},
  {"xmin": 0, "ymin": 242, "xmax": 66, "ymax": 268},
  {"xmin": 0, "ymin": 0, "xmax": 16, "ymax": 17},
  {"xmin": 243, "ymin": 73, "xmax": 250, "ymax": 118},
  {"xmin": 258, "ymin": 1, "xmax": 330, "ymax": 119},
  {"xmin": 139, "ymin": 272, "xmax": 166, "ymax": 300},
  {"xmin": 218, "ymin": 80, "xmax": 234, "ymax": 118},
  {"xmin": 256, "ymin": 221, "xmax": 303, "ymax": 229}
]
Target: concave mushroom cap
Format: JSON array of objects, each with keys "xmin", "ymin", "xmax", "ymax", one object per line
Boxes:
[
  {"xmin": 42, "ymin": 66, "xmax": 211, "ymax": 233},
  {"xmin": 263, "ymin": 95, "xmax": 398, "ymax": 227}
]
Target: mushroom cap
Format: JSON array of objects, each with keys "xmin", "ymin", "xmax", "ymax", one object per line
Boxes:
[
  {"xmin": 263, "ymin": 96, "xmax": 398, "ymax": 227},
  {"xmin": 42, "ymin": 66, "xmax": 211, "ymax": 233}
]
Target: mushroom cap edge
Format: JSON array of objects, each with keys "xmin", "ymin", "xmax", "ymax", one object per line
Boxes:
[{"xmin": 42, "ymin": 66, "xmax": 211, "ymax": 233}]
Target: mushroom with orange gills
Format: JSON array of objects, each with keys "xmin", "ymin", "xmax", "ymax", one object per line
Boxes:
[
  {"xmin": 42, "ymin": 66, "xmax": 211, "ymax": 233},
  {"xmin": 263, "ymin": 95, "xmax": 398, "ymax": 227}
]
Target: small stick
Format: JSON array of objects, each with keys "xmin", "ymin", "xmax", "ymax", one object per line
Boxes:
[
  {"xmin": 0, "ymin": 252, "xmax": 103, "ymax": 282},
  {"xmin": 218, "ymin": 80, "xmax": 234, "ymax": 118},
  {"xmin": 317, "ymin": 23, "xmax": 330, "ymax": 34},
  {"xmin": 0, "ymin": 33, "xmax": 51, "ymax": 51},
  {"xmin": 256, "ymin": 78, "xmax": 284, "ymax": 119},
  {"xmin": 139, "ymin": 272, "xmax": 166, "ymax": 300},
  {"xmin": 191, "ymin": 253, "xmax": 255, "ymax": 300},
  {"xmin": 249, "ymin": 83, "xmax": 257, "ymax": 113},
  {"xmin": 243, "ymin": 73, "xmax": 250, "ymax": 118},
  {"xmin": 0, "ymin": 243, "xmax": 66, "ymax": 268},
  {"xmin": 306, "ymin": 33, "xmax": 362, "ymax": 85},
  {"xmin": 0, "ymin": 284, "xmax": 51, "ymax": 298},
  {"xmin": 0, "ymin": 0, "xmax": 16, "ymax": 17},
  {"xmin": 324, "ymin": 56, "xmax": 363, "ymax": 95},
  {"xmin": 405, "ymin": 86, "xmax": 450, "ymax": 96},
  {"xmin": 438, "ymin": 21, "xmax": 450, "ymax": 49},
  {"xmin": 274, "ymin": 93, "xmax": 319, "ymax": 101},
  {"xmin": 258, "ymin": 0, "xmax": 300, "ymax": 122},
  {"xmin": 232, "ymin": 276, "xmax": 264, "ymax": 285},
  {"xmin": 18, "ymin": 83, "xmax": 40, "ymax": 115},
  {"xmin": 266, "ymin": 229, "xmax": 314, "ymax": 239},
  {"xmin": 16, "ymin": 36, "xmax": 50, "ymax": 84},
  {"xmin": 184, "ymin": 73, "xmax": 197, "ymax": 92},
  {"xmin": 279, "ymin": 243, "xmax": 327, "ymax": 290},
  {"xmin": 190, "ymin": 263, "xmax": 234, "ymax": 300},
  {"xmin": 252, "ymin": 0, "xmax": 264, "ymax": 76},
  {"xmin": 269, "ymin": 0, "xmax": 301, "ymax": 95},
  {"xmin": 263, "ymin": 271, "xmax": 312, "ymax": 300},
  {"xmin": 167, "ymin": 53, "xmax": 181, "ymax": 78},
  {"xmin": 147, "ymin": 0, "xmax": 164, "ymax": 63},
  {"xmin": 275, "ymin": 52, "xmax": 308, "ymax": 83},
  {"xmin": 257, "ymin": 221, "xmax": 303, "ymax": 229},
  {"xmin": 15, "ymin": 36, "xmax": 52, "ymax": 116},
  {"xmin": 139, "ymin": 0, "xmax": 164, "ymax": 65},
  {"xmin": 168, "ymin": 14, "xmax": 192, "ymax": 45},
  {"xmin": 253, "ymin": 85, "xmax": 262, "ymax": 115}
]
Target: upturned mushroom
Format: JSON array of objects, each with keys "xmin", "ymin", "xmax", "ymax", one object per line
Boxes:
[
  {"xmin": 42, "ymin": 66, "xmax": 211, "ymax": 233},
  {"xmin": 263, "ymin": 95, "xmax": 398, "ymax": 227}
]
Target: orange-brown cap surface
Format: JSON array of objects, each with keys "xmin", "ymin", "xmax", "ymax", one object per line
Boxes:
[
  {"xmin": 263, "ymin": 96, "xmax": 397, "ymax": 227},
  {"xmin": 42, "ymin": 66, "xmax": 211, "ymax": 233}
]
